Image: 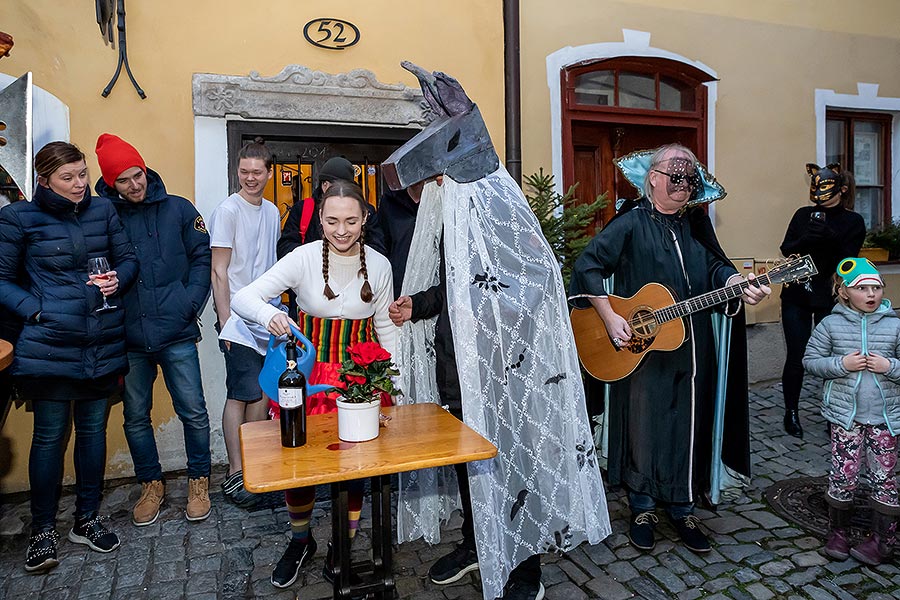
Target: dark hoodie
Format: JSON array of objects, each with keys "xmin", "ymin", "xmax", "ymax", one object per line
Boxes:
[{"xmin": 96, "ymin": 169, "xmax": 211, "ymax": 352}]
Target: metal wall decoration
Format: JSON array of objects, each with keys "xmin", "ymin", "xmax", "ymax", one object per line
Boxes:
[
  {"xmin": 0, "ymin": 32, "xmax": 13, "ymax": 60},
  {"xmin": 0, "ymin": 73, "xmax": 34, "ymax": 201},
  {"xmin": 303, "ymin": 18, "xmax": 360, "ymax": 50},
  {"xmin": 96, "ymin": 0, "xmax": 146, "ymax": 99}
]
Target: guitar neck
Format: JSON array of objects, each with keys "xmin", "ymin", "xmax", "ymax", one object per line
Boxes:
[{"xmin": 654, "ymin": 272, "xmax": 773, "ymax": 323}]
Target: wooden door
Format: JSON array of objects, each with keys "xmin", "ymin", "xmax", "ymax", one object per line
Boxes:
[{"xmin": 571, "ymin": 121, "xmax": 702, "ymax": 233}]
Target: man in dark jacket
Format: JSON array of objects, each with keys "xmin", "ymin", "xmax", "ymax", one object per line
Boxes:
[
  {"xmin": 276, "ymin": 156, "xmax": 386, "ymax": 259},
  {"xmin": 378, "ymin": 186, "xmax": 419, "ymax": 298},
  {"xmin": 95, "ymin": 134, "xmax": 212, "ymax": 526}
]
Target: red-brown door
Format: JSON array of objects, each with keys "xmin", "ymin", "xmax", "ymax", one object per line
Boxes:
[
  {"xmin": 561, "ymin": 57, "xmax": 714, "ymax": 234},
  {"xmin": 571, "ymin": 122, "xmax": 702, "ymax": 233}
]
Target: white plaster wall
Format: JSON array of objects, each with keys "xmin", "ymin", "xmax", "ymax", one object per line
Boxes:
[{"xmin": 193, "ymin": 115, "xmax": 230, "ymax": 465}]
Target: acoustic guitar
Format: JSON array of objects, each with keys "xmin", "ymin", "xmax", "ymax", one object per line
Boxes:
[{"xmin": 570, "ymin": 254, "xmax": 817, "ymax": 382}]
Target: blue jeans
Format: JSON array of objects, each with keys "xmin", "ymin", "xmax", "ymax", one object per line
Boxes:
[
  {"xmin": 629, "ymin": 491, "xmax": 694, "ymax": 520},
  {"xmin": 30, "ymin": 397, "xmax": 109, "ymax": 531},
  {"xmin": 123, "ymin": 340, "xmax": 211, "ymax": 481}
]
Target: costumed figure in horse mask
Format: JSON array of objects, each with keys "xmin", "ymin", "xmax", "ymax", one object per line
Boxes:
[{"xmin": 384, "ymin": 62, "xmax": 611, "ymax": 600}]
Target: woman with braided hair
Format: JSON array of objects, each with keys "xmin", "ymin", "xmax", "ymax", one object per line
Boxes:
[{"xmin": 231, "ymin": 179, "xmax": 396, "ymax": 589}]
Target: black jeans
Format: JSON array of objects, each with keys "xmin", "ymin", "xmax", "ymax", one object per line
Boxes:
[
  {"xmin": 781, "ymin": 302, "xmax": 831, "ymax": 411},
  {"xmin": 30, "ymin": 397, "xmax": 109, "ymax": 531}
]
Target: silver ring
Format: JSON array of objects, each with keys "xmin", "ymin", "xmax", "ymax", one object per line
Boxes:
[{"xmin": 613, "ymin": 337, "xmax": 622, "ymax": 347}]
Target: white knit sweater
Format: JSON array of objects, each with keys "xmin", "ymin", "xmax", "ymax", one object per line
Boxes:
[{"xmin": 231, "ymin": 241, "xmax": 397, "ymax": 358}]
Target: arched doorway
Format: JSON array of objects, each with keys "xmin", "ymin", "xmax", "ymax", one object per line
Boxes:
[{"xmin": 561, "ymin": 57, "xmax": 715, "ymax": 231}]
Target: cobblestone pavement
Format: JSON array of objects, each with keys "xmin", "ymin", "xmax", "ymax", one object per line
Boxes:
[{"xmin": 2, "ymin": 380, "xmax": 900, "ymax": 599}]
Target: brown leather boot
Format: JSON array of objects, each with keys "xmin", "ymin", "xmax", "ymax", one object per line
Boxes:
[
  {"xmin": 186, "ymin": 477, "xmax": 211, "ymax": 522},
  {"xmin": 133, "ymin": 480, "xmax": 165, "ymax": 526}
]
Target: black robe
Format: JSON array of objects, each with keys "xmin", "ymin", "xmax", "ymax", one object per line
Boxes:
[{"xmin": 570, "ymin": 198, "xmax": 748, "ymax": 504}]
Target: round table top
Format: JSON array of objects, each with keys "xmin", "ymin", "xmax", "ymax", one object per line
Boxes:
[{"xmin": 0, "ymin": 339, "xmax": 12, "ymax": 371}]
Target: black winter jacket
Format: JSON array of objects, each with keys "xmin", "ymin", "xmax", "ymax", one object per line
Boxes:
[
  {"xmin": 0, "ymin": 185, "xmax": 138, "ymax": 378},
  {"xmin": 96, "ymin": 170, "xmax": 211, "ymax": 352},
  {"xmin": 377, "ymin": 188, "xmax": 418, "ymax": 298}
]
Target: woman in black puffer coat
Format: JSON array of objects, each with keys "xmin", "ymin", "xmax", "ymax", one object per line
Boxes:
[{"xmin": 0, "ymin": 142, "xmax": 137, "ymax": 573}]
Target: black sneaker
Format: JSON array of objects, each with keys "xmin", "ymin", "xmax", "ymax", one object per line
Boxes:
[
  {"xmin": 230, "ymin": 483, "xmax": 259, "ymax": 510},
  {"xmin": 671, "ymin": 514, "xmax": 711, "ymax": 553},
  {"xmin": 222, "ymin": 471, "xmax": 243, "ymax": 498},
  {"xmin": 25, "ymin": 529, "xmax": 60, "ymax": 573},
  {"xmin": 428, "ymin": 544, "xmax": 479, "ymax": 585},
  {"xmin": 500, "ymin": 580, "xmax": 545, "ymax": 600},
  {"xmin": 628, "ymin": 511, "xmax": 658, "ymax": 551},
  {"xmin": 68, "ymin": 513, "xmax": 120, "ymax": 553},
  {"xmin": 271, "ymin": 535, "xmax": 317, "ymax": 588}
]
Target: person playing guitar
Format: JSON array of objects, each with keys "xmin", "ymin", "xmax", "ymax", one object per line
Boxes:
[{"xmin": 569, "ymin": 144, "xmax": 769, "ymax": 555}]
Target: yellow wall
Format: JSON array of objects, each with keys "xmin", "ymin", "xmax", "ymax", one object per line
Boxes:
[
  {"xmin": 2, "ymin": 0, "xmax": 900, "ymax": 494},
  {"xmin": 0, "ymin": 0, "xmax": 504, "ymax": 493},
  {"xmin": 521, "ymin": 0, "xmax": 900, "ymax": 264}
]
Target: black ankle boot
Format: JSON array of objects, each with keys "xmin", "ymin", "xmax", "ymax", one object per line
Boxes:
[{"xmin": 784, "ymin": 410, "xmax": 803, "ymax": 438}]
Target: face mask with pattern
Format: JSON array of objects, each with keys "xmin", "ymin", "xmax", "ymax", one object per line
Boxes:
[
  {"xmin": 653, "ymin": 157, "xmax": 702, "ymax": 201},
  {"xmin": 806, "ymin": 163, "xmax": 841, "ymax": 204}
]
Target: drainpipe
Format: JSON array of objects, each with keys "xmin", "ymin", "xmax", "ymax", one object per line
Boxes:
[{"xmin": 503, "ymin": 0, "xmax": 522, "ymax": 186}]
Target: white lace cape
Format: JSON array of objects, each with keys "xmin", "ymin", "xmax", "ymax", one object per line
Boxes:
[{"xmin": 396, "ymin": 168, "xmax": 611, "ymax": 599}]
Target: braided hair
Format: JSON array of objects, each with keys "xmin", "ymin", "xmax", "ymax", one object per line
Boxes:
[{"xmin": 319, "ymin": 180, "xmax": 373, "ymax": 302}]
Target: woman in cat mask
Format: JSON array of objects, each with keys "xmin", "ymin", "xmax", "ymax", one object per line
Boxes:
[{"xmin": 779, "ymin": 163, "xmax": 865, "ymax": 437}]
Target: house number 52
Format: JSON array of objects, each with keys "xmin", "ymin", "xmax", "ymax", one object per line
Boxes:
[{"xmin": 303, "ymin": 18, "xmax": 360, "ymax": 50}]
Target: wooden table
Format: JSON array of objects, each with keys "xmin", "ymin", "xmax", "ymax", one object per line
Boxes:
[{"xmin": 240, "ymin": 403, "xmax": 497, "ymax": 600}]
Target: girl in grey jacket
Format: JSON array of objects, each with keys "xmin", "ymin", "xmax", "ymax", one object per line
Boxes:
[{"xmin": 803, "ymin": 257, "xmax": 900, "ymax": 567}]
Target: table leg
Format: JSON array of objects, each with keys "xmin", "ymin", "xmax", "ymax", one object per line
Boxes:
[
  {"xmin": 331, "ymin": 482, "xmax": 352, "ymax": 600},
  {"xmin": 369, "ymin": 475, "xmax": 395, "ymax": 599}
]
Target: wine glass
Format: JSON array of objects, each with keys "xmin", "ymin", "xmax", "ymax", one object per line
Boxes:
[{"xmin": 87, "ymin": 257, "xmax": 117, "ymax": 312}]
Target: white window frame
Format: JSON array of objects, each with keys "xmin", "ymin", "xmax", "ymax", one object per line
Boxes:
[{"xmin": 815, "ymin": 84, "xmax": 900, "ymax": 222}]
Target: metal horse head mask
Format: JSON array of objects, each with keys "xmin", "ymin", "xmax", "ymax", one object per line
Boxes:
[{"xmin": 382, "ymin": 62, "xmax": 499, "ymax": 191}]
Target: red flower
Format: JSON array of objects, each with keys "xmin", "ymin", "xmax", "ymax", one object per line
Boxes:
[
  {"xmin": 348, "ymin": 342, "xmax": 391, "ymax": 367},
  {"xmin": 345, "ymin": 374, "xmax": 367, "ymax": 386},
  {"xmin": 332, "ymin": 342, "xmax": 401, "ymax": 403}
]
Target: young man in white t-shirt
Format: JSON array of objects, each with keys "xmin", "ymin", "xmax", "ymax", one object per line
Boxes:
[{"xmin": 208, "ymin": 139, "xmax": 280, "ymax": 509}]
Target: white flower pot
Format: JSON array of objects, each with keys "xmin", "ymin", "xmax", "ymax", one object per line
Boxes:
[{"xmin": 336, "ymin": 397, "xmax": 381, "ymax": 442}]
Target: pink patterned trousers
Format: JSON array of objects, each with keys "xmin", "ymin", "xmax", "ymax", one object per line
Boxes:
[{"xmin": 828, "ymin": 421, "xmax": 899, "ymax": 508}]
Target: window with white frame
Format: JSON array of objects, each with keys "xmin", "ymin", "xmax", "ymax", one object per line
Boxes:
[{"xmin": 825, "ymin": 110, "xmax": 892, "ymax": 230}]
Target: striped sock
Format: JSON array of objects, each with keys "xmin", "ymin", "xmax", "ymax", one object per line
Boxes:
[
  {"xmin": 348, "ymin": 482, "xmax": 363, "ymax": 539},
  {"xmin": 285, "ymin": 487, "xmax": 316, "ymax": 542}
]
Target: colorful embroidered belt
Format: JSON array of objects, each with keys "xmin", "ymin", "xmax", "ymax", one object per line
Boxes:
[{"xmin": 296, "ymin": 312, "xmax": 378, "ymax": 364}]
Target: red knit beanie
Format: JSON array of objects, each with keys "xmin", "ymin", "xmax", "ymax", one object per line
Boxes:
[{"xmin": 95, "ymin": 133, "xmax": 146, "ymax": 187}]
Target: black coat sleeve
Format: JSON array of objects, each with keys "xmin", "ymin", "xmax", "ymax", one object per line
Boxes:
[
  {"xmin": 780, "ymin": 209, "xmax": 808, "ymax": 257},
  {"xmin": 410, "ymin": 238, "xmax": 446, "ymax": 321},
  {"xmin": 181, "ymin": 200, "xmax": 212, "ymax": 314},
  {"xmin": 0, "ymin": 208, "xmax": 40, "ymax": 320},
  {"xmin": 569, "ymin": 212, "xmax": 634, "ymax": 304},
  {"xmin": 410, "ymin": 282, "xmax": 444, "ymax": 322},
  {"xmin": 107, "ymin": 205, "xmax": 139, "ymax": 294}
]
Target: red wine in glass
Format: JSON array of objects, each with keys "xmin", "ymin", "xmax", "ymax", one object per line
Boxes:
[{"xmin": 88, "ymin": 257, "xmax": 117, "ymax": 312}]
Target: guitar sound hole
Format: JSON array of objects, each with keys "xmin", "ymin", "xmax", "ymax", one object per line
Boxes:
[{"xmin": 630, "ymin": 308, "xmax": 658, "ymax": 339}]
